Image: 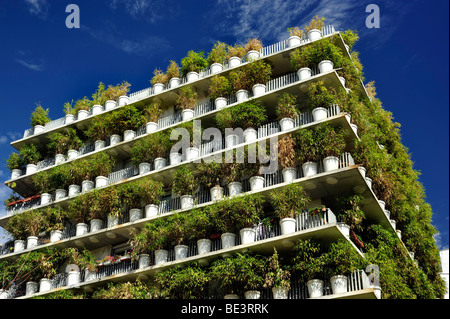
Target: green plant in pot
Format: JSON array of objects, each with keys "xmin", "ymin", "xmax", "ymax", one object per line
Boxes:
[
  {"xmin": 233, "ymin": 101, "xmax": 268, "ymax": 132},
  {"xmin": 19, "ymin": 144, "xmax": 41, "ymax": 166},
  {"xmin": 294, "ymin": 127, "xmax": 320, "ymax": 177},
  {"xmin": 234, "ymin": 193, "xmax": 264, "ymax": 244},
  {"xmin": 316, "ymin": 124, "xmax": 348, "ymax": 172},
  {"xmin": 181, "ymin": 50, "xmax": 208, "ymax": 78},
  {"xmin": 226, "ymin": 44, "xmax": 246, "ymax": 60},
  {"xmin": 142, "ymin": 101, "xmax": 162, "ymax": 133},
  {"xmin": 134, "ymin": 178, "xmax": 165, "ymax": 215},
  {"xmin": 187, "ymin": 208, "xmax": 216, "ymax": 242},
  {"xmin": 42, "ymin": 206, "xmax": 68, "ymax": 235},
  {"xmin": 132, "ymin": 218, "xmax": 171, "ymax": 264},
  {"xmin": 307, "ymin": 80, "xmax": 336, "ymax": 120},
  {"xmin": 5, "ymin": 212, "xmax": 28, "ymax": 241},
  {"xmin": 102, "ymin": 81, "xmax": 131, "ymax": 102},
  {"xmin": 32, "ymin": 170, "xmax": 53, "ymax": 195},
  {"xmin": 228, "ymin": 67, "xmax": 252, "ymax": 94},
  {"xmin": 176, "ymin": 86, "xmax": 198, "ymax": 121},
  {"xmin": 208, "ymin": 75, "xmax": 232, "ymax": 108},
  {"xmin": 6, "ymin": 152, "xmax": 23, "ymax": 174},
  {"xmin": 244, "ymin": 38, "xmax": 263, "ymax": 61},
  {"xmin": 150, "ymin": 68, "xmax": 168, "ymax": 86},
  {"xmin": 131, "ymin": 131, "xmax": 171, "ymax": 171},
  {"xmin": 207, "ymin": 41, "xmax": 228, "ymax": 67},
  {"xmin": 276, "ymin": 92, "xmax": 299, "ymax": 131},
  {"xmin": 166, "ymin": 213, "xmax": 190, "ymax": 251},
  {"xmin": 264, "ymin": 248, "xmax": 291, "ymax": 299},
  {"xmin": 85, "ymin": 117, "xmax": 110, "ymax": 144},
  {"xmin": 110, "ymin": 104, "xmax": 144, "ymax": 135},
  {"xmin": 195, "ymin": 160, "xmax": 226, "ymax": 200},
  {"xmin": 48, "ymin": 128, "xmax": 83, "ymax": 157},
  {"xmin": 30, "ymin": 104, "xmax": 51, "ymax": 128},
  {"xmin": 277, "ymin": 134, "xmax": 299, "ymax": 181},
  {"xmin": 241, "ymin": 60, "xmax": 272, "ymax": 95},
  {"xmin": 172, "ymin": 166, "xmax": 198, "ymax": 209},
  {"xmin": 166, "ymin": 60, "xmax": 181, "ymax": 81},
  {"xmin": 334, "ymin": 194, "xmax": 365, "ymax": 234},
  {"xmin": 63, "ymin": 100, "xmax": 77, "ymax": 116},
  {"xmin": 74, "ymin": 96, "xmax": 92, "ymax": 112}
]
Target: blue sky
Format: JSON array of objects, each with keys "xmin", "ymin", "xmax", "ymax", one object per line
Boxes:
[{"xmin": 0, "ymin": 0, "xmax": 448, "ymax": 249}]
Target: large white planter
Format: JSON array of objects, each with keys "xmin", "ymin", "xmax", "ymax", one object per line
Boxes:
[
  {"xmin": 297, "ymin": 67, "xmax": 312, "ymax": 81},
  {"xmin": 197, "ymin": 239, "xmax": 212, "ymax": 255},
  {"xmin": 34, "ymin": 125, "xmax": 45, "ymax": 134},
  {"xmin": 154, "ymin": 157, "xmax": 166, "ymax": 170},
  {"xmin": 318, "ymin": 60, "xmax": 334, "ymax": 73},
  {"xmin": 221, "ymin": 232, "xmax": 236, "ymax": 249},
  {"xmin": 186, "ymin": 147, "xmax": 199, "ymax": 161},
  {"xmin": 153, "ymin": 83, "xmax": 165, "ymax": 94},
  {"xmin": 279, "ymin": 118, "xmax": 295, "ymax": 131},
  {"xmin": 186, "ymin": 71, "xmax": 199, "ymax": 82},
  {"xmin": 337, "ymin": 222, "xmax": 350, "ymax": 238},
  {"xmin": 138, "ymin": 254, "xmax": 150, "ymax": 269},
  {"xmin": 26, "ymin": 281, "xmax": 39, "ymax": 295},
  {"xmin": 82, "ymin": 180, "xmax": 94, "ymax": 193},
  {"xmin": 252, "ymin": 84, "xmax": 266, "ymax": 97},
  {"xmin": 50, "ymin": 230, "xmax": 62, "ymax": 242},
  {"xmin": 129, "ymin": 208, "xmax": 143, "ymax": 222},
  {"xmin": 117, "ymin": 95, "xmax": 129, "ymax": 107},
  {"xmin": 312, "ymin": 107, "xmax": 328, "ymax": 121},
  {"xmin": 77, "ymin": 110, "xmax": 89, "ymax": 120},
  {"xmin": 67, "ymin": 149, "xmax": 79, "ymax": 160},
  {"xmin": 174, "ymin": 245, "xmax": 189, "ymax": 260},
  {"xmin": 11, "ymin": 169, "xmax": 21, "ymax": 180},
  {"xmin": 378, "ymin": 200, "xmax": 386, "ymax": 211},
  {"xmin": 84, "ymin": 269, "xmax": 97, "ymax": 282},
  {"xmin": 40, "ymin": 193, "xmax": 52, "ymax": 205},
  {"xmin": 68, "ymin": 185, "xmax": 81, "ymax": 197},
  {"xmin": 27, "ymin": 236, "xmax": 38, "ymax": 249},
  {"xmin": 240, "ymin": 228, "xmax": 256, "ymax": 245},
  {"xmin": 365, "ymin": 177, "xmax": 372, "ymax": 189},
  {"xmin": 246, "ymin": 50, "xmax": 260, "ymax": 61},
  {"xmin": 169, "ymin": 77, "xmax": 181, "ymax": 89},
  {"xmin": 39, "ymin": 278, "xmax": 52, "ymax": 293},
  {"xmin": 182, "ymin": 109, "xmax": 195, "ymax": 121},
  {"xmin": 244, "ymin": 290, "xmax": 261, "ymax": 299},
  {"xmin": 76, "ymin": 223, "xmax": 88, "ymax": 236},
  {"xmin": 139, "ymin": 162, "xmax": 151, "ymax": 175},
  {"xmin": 307, "ymin": 279, "xmax": 324, "ymax": 297},
  {"xmin": 67, "ymin": 271, "xmax": 80, "ymax": 286},
  {"xmin": 145, "ymin": 204, "xmax": 159, "ymax": 218},
  {"xmin": 243, "ymin": 128, "xmax": 257, "ymax": 143},
  {"xmin": 14, "ymin": 240, "xmax": 25, "ymax": 252},
  {"xmin": 146, "ymin": 122, "xmax": 158, "ymax": 133},
  {"xmin": 210, "ymin": 186, "xmax": 224, "ymax": 201},
  {"xmin": 225, "ymin": 134, "xmax": 240, "ymax": 148},
  {"xmin": 91, "ymin": 104, "xmax": 103, "ymax": 115},
  {"xmin": 214, "ymin": 97, "xmax": 227, "ymax": 110},
  {"xmin": 95, "ymin": 176, "xmax": 108, "ymax": 188},
  {"xmin": 282, "ymin": 167, "xmax": 297, "ymax": 183},
  {"xmin": 65, "ymin": 114, "xmax": 75, "ymax": 124},
  {"xmin": 180, "ymin": 195, "xmax": 194, "ymax": 209},
  {"xmin": 384, "ymin": 210, "xmax": 391, "ymax": 219},
  {"xmin": 55, "ymin": 189, "xmax": 67, "ymax": 201},
  {"xmin": 107, "ymin": 214, "xmax": 119, "ymax": 228},
  {"xmin": 210, "ymin": 63, "xmax": 223, "ymax": 74},
  {"xmin": 26, "ymin": 164, "xmax": 37, "ymax": 175},
  {"xmin": 55, "ymin": 154, "xmax": 65, "ymax": 165},
  {"xmin": 90, "ymin": 219, "xmax": 103, "ymax": 232},
  {"xmin": 94, "ymin": 139, "xmax": 106, "ymax": 151},
  {"xmin": 307, "ymin": 29, "xmax": 322, "ymax": 41},
  {"xmin": 272, "ymin": 287, "xmax": 289, "ymax": 299},
  {"xmin": 228, "ymin": 182, "xmax": 243, "ymax": 197},
  {"xmin": 170, "ymin": 152, "xmax": 182, "ymax": 165},
  {"xmin": 302, "ymin": 162, "xmax": 318, "ymax": 177},
  {"xmin": 124, "ymin": 130, "xmax": 136, "ymax": 141},
  {"xmin": 236, "ymin": 89, "xmax": 249, "ymax": 102},
  {"xmin": 249, "ymin": 176, "xmax": 264, "ymax": 191},
  {"xmin": 358, "ymin": 166, "xmax": 366, "ymax": 178},
  {"xmin": 280, "ymin": 218, "xmax": 296, "ymax": 235},
  {"xmin": 154, "ymin": 249, "xmax": 169, "ymax": 265},
  {"xmin": 228, "ymin": 56, "xmax": 242, "ymax": 68},
  {"xmin": 351, "ymin": 124, "xmax": 358, "ymax": 136},
  {"xmin": 224, "ymin": 294, "xmax": 240, "ymax": 299},
  {"xmin": 390, "ymin": 219, "xmax": 396, "ymax": 230},
  {"xmin": 330, "ymin": 275, "xmax": 348, "ymax": 294},
  {"xmin": 288, "ymin": 35, "xmax": 301, "ymax": 47},
  {"xmin": 323, "ymin": 156, "xmax": 339, "ymax": 172},
  {"xmin": 104, "ymin": 100, "xmax": 117, "ymax": 110}
]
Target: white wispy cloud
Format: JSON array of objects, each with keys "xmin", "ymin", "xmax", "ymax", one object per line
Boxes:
[
  {"xmin": 107, "ymin": 0, "xmax": 176, "ymax": 24},
  {"xmin": 24, "ymin": 0, "xmax": 49, "ymax": 20},
  {"xmin": 15, "ymin": 58, "xmax": 45, "ymax": 71}
]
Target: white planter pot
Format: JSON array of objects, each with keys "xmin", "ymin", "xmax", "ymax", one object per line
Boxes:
[
  {"xmin": 91, "ymin": 104, "xmax": 103, "ymax": 115},
  {"xmin": 75, "ymin": 223, "xmax": 88, "ymax": 236},
  {"xmin": 117, "ymin": 95, "xmax": 129, "ymax": 107},
  {"xmin": 228, "ymin": 56, "xmax": 242, "ymax": 68},
  {"xmin": 11, "ymin": 169, "xmax": 21, "ymax": 180},
  {"xmin": 307, "ymin": 29, "xmax": 322, "ymax": 41},
  {"xmin": 129, "ymin": 208, "xmax": 143, "ymax": 222},
  {"xmin": 186, "ymin": 71, "xmax": 199, "ymax": 82},
  {"xmin": 323, "ymin": 156, "xmax": 339, "ymax": 172},
  {"xmin": 210, "ymin": 63, "xmax": 223, "ymax": 74},
  {"xmin": 68, "ymin": 184, "xmax": 80, "ymax": 197},
  {"xmin": 302, "ymin": 162, "xmax": 318, "ymax": 177},
  {"xmin": 65, "ymin": 114, "xmax": 75, "ymax": 124},
  {"xmin": 40, "ymin": 193, "xmax": 52, "ymax": 205},
  {"xmin": 39, "ymin": 278, "xmax": 52, "ymax": 293},
  {"xmin": 107, "ymin": 214, "xmax": 119, "ymax": 228},
  {"xmin": 214, "ymin": 97, "xmax": 227, "ymax": 110},
  {"xmin": 50, "ymin": 230, "xmax": 62, "ymax": 242},
  {"xmin": 139, "ymin": 162, "xmax": 151, "ymax": 175},
  {"xmin": 228, "ymin": 182, "xmax": 242, "ymax": 197},
  {"xmin": 174, "ymin": 244, "xmax": 189, "ymax": 260},
  {"xmin": 55, "ymin": 189, "xmax": 67, "ymax": 201},
  {"xmin": 252, "ymin": 84, "xmax": 266, "ymax": 97},
  {"xmin": 145, "ymin": 204, "xmax": 159, "ymax": 218},
  {"xmin": 297, "ymin": 67, "xmax": 312, "ymax": 81},
  {"xmin": 105, "ymin": 100, "xmax": 117, "ymax": 110},
  {"xmin": 249, "ymin": 176, "xmax": 264, "ymax": 191},
  {"xmin": 180, "ymin": 195, "xmax": 194, "ymax": 209},
  {"xmin": 154, "ymin": 157, "xmax": 166, "ymax": 170},
  {"xmin": 146, "ymin": 122, "xmax": 158, "ymax": 133},
  {"xmin": 351, "ymin": 124, "xmax": 358, "ymax": 136},
  {"xmin": 390, "ymin": 219, "xmax": 396, "ymax": 230},
  {"xmin": 210, "ymin": 186, "xmax": 224, "ymax": 201},
  {"xmin": 272, "ymin": 287, "xmax": 289, "ymax": 299},
  {"xmin": 240, "ymin": 228, "xmax": 256, "ymax": 245},
  {"xmin": 224, "ymin": 294, "xmax": 239, "ymax": 299},
  {"xmin": 138, "ymin": 254, "xmax": 150, "ymax": 269},
  {"xmin": 55, "ymin": 154, "xmax": 65, "ymax": 165},
  {"xmin": 236, "ymin": 89, "xmax": 249, "ymax": 102},
  {"xmin": 26, "ymin": 164, "xmax": 37, "ymax": 175},
  {"xmin": 95, "ymin": 176, "xmax": 108, "ymax": 188},
  {"xmin": 153, "ymin": 83, "xmax": 165, "ymax": 94},
  {"xmin": 14, "ymin": 240, "xmax": 25, "ymax": 252},
  {"xmin": 67, "ymin": 271, "xmax": 80, "ymax": 286},
  {"xmin": 246, "ymin": 50, "xmax": 260, "ymax": 61},
  {"xmin": 337, "ymin": 222, "xmax": 350, "ymax": 238},
  {"xmin": 358, "ymin": 166, "xmax": 366, "ymax": 178},
  {"xmin": 169, "ymin": 77, "xmax": 181, "ymax": 89},
  {"xmin": 77, "ymin": 110, "xmax": 89, "ymax": 120},
  {"xmin": 244, "ymin": 290, "xmax": 261, "ymax": 299},
  {"xmin": 197, "ymin": 238, "xmax": 212, "ymax": 255},
  {"xmin": 221, "ymin": 232, "xmax": 236, "ymax": 249},
  {"xmin": 108, "ymin": 134, "xmax": 120, "ymax": 146},
  {"xmin": 226, "ymin": 134, "xmax": 240, "ymax": 148},
  {"xmin": 94, "ymin": 139, "xmax": 106, "ymax": 151},
  {"xmin": 288, "ymin": 35, "xmax": 301, "ymax": 47},
  {"xmin": 124, "ymin": 130, "xmax": 136, "ymax": 141},
  {"xmin": 330, "ymin": 275, "xmax": 348, "ymax": 294},
  {"xmin": 170, "ymin": 152, "xmax": 182, "ymax": 165},
  {"xmin": 84, "ymin": 269, "xmax": 96, "ymax": 282},
  {"xmin": 378, "ymin": 200, "xmax": 386, "ymax": 211},
  {"xmin": 282, "ymin": 167, "xmax": 297, "ymax": 183},
  {"xmin": 186, "ymin": 147, "xmax": 199, "ymax": 161},
  {"xmin": 280, "ymin": 218, "xmax": 296, "ymax": 235},
  {"xmin": 27, "ymin": 236, "xmax": 38, "ymax": 249},
  {"xmin": 312, "ymin": 107, "xmax": 328, "ymax": 121},
  {"xmin": 154, "ymin": 249, "xmax": 169, "ymax": 265},
  {"xmin": 243, "ymin": 128, "xmax": 257, "ymax": 143},
  {"xmin": 365, "ymin": 177, "xmax": 372, "ymax": 189},
  {"xmin": 26, "ymin": 281, "xmax": 39, "ymax": 295},
  {"xmin": 279, "ymin": 118, "xmax": 295, "ymax": 131},
  {"xmin": 182, "ymin": 109, "xmax": 195, "ymax": 121},
  {"xmin": 397, "ymin": 230, "xmax": 402, "ymax": 240},
  {"xmin": 384, "ymin": 210, "xmax": 391, "ymax": 219},
  {"xmin": 67, "ymin": 149, "xmax": 79, "ymax": 160},
  {"xmin": 34, "ymin": 125, "xmax": 45, "ymax": 134},
  {"xmin": 307, "ymin": 279, "xmax": 324, "ymax": 297},
  {"xmin": 339, "ymin": 76, "xmax": 346, "ymax": 87},
  {"xmin": 318, "ymin": 60, "xmax": 334, "ymax": 73},
  {"xmin": 89, "ymin": 219, "xmax": 103, "ymax": 232}
]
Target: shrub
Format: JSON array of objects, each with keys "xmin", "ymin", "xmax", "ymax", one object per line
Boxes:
[
  {"xmin": 226, "ymin": 44, "xmax": 246, "ymax": 59},
  {"xmin": 172, "ymin": 166, "xmax": 198, "ymax": 196},
  {"xmin": 304, "ymin": 15, "xmax": 325, "ymax": 33},
  {"xmin": 208, "ymin": 75, "xmax": 232, "ymax": 101},
  {"xmin": 269, "ymin": 183, "xmax": 310, "ymax": 219},
  {"xmin": 176, "ymin": 86, "xmax": 197, "ymax": 110},
  {"xmin": 130, "ymin": 131, "xmax": 171, "ymax": 165},
  {"xmin": 181, "ymin": 50, "xmax": 208, "ymax": 76},
  {"xmin": 6, "ymin": 152, "xmax": 23, "ymax": 171},
  {"xmin": 207, "ymin": 41, "xmax": 228, "ymax": 65},
  {"xmin": 142, "ymin": 101, "xmax": 162, "ymax": 123},
  {"xmin": 307, "ymin": 80, "xmax": 336, "ymax": 110},
  {"xmin": 276, "ymin": 92, "xmax": 298, "ymax": 120},
  {"xmin": 244, "ymin": 38, "xmax": 263, "ymax": 52},
  {"xmin": 287, "ymin": 26, "xmax": 304, "ymax": 38},
  {"xmin": 30, "ymin": 104, "xmax": 50, "ymax": 127},
  {"xmin": 277, "ymin": 134, "xmax": 298, "ymax": 169},
  {"xmin": 19, "ymin": 144, "xmax": 41, "ymax": 165},
  {"xmin": 166, "ymin": 60, "xmax": 181, "ymax": 79},
  {"xmin": 150, "ymin": 68, "xmax": 168, "ymax": 85}
]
